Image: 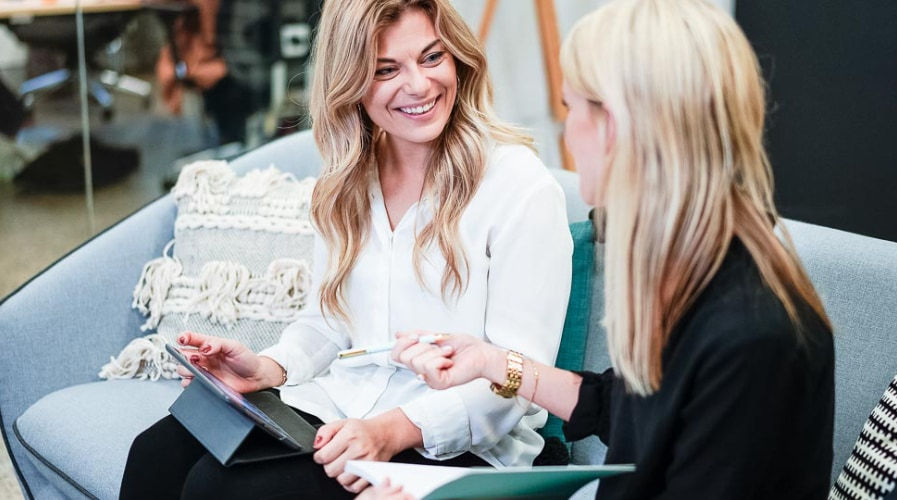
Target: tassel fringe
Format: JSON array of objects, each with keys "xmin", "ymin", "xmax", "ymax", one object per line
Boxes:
[{"xmin": 98, "ymin": 334, "xmax": 180, "ymax": 381}]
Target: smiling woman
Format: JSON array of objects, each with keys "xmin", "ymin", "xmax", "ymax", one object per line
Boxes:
[{"xmin": 118, "ymin": 1, "xmax": 573, "ymax": 499}]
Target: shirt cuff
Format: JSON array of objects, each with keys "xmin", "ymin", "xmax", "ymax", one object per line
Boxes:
[
  {"xmin": 400, "ymin": 388, "xmax": 471, "ymax": 458},
  {"xmin": 258, "ymin": 342, "xmax": 314, "ymax": 386}
]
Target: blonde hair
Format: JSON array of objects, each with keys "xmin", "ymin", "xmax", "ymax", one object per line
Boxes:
[
  {"xmin": 309, "ymin": 0, "xmax": 532, "ymax": 323},
  {"xmin": 561, "ymin": 0, "xmax": 831, "ymax": 395}
]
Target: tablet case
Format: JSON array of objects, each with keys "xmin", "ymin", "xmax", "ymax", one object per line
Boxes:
[{"xmin": 169, "ymin": 382, "xmax": 317, "ymax": 466}]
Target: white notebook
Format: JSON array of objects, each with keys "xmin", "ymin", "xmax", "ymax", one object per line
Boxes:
[{"xmin": 346, "ymin": 460, "xmax": 635, "ymax": 499}]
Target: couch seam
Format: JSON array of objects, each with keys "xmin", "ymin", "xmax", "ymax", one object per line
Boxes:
[{"xmin": 12, "ymin": 419, "xmax": 98, "ymax": 500}]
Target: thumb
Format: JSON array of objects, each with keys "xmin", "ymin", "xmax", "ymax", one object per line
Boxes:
[{"xmin": 314, "ymin": 420, "xmax": 346, "ymax": 449}]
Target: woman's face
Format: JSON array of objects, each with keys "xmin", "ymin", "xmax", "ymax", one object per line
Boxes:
[
  {"xmin": 563, "ymin": 81, "xmax": 613, "ymax": 207},
  {"xmin": 362, "ymin": 9, "xmax": 457, "ymax": 149}
]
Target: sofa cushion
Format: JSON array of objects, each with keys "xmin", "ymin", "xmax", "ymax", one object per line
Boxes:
[
  {"xmin": 783, "ymin": 220, "xmax": 897, "ymax": 483},
  {"xmin": 100, "ymin": 161, "xmax": 317, "ymax": 381},
  {"xmin": 14, "ymin": 380, "xmax": 181, "ymax": 500}
]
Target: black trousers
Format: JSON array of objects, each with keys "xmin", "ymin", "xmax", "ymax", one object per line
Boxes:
[{"xmin": 119, "ymin": 410, "xmax": 489, "ymax": 500}]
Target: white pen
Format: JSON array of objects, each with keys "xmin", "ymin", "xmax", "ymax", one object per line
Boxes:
[{"xmin": 337, "ymin": 334, "xmax": 449, "ymax": 359}]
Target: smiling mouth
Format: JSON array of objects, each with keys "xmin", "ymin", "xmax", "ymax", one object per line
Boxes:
[{"xmin": 397, "ymin": 96, "xmax": 439, "ymax": 116}]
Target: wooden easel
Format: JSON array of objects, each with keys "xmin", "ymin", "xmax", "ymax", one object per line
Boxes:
[{"xmin": 478, "ymin": 0, "xmax": 575, "ymax": 171}]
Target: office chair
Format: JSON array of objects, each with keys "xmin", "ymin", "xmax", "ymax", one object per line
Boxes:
[{"xmin": 8, "ymin": 12, "xmax": 152, "ymax": 120}]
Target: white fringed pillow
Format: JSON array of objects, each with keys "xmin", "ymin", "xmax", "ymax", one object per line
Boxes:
[{"xmin": 100, "ymin": 160, "xmax": 316, "ymax": 380}]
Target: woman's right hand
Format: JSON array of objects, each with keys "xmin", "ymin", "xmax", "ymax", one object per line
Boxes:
[
  {"xmin": 391, "ymin": 331, "xmax": 506, "ymax": 390},
  {"xmin": 175, "ymin": 331, "xmax": 283, "ymax": 393},
  {"xmin": 355, "ymin": 478, "xmax": 415, "ymax": 500}
]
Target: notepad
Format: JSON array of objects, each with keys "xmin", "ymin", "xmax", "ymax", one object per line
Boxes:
[{"xmin": 345, "ymin": 461, "xmax": 635, "ymax": 499}]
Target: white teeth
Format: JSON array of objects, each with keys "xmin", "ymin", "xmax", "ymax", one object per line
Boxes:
[{"xmin": 400, "ymin": 99, "xmax": 436, "ymax": 115}]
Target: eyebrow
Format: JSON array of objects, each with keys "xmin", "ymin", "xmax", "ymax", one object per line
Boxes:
[{"xmin": 377, "ymin": 39, "xmax": 442, "ymax": 64}]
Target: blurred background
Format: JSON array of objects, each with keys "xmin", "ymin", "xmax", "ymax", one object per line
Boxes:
[{"xmin": 0, "ymin": 1, "xmax": 894, "ymax": 498}]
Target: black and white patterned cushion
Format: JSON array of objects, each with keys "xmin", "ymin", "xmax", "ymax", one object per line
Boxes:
[{"xmin": 830, "ymin": 375, "xmax": 897, "ymax": 500}]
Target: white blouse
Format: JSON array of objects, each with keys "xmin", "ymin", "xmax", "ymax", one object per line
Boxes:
[{"xmin": 259, "ymin": 143, "xmax": 573, "ymax": 467}]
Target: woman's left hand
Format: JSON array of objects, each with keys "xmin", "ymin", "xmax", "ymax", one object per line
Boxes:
[
  {"xmin": 391, "ymin": 331, "xmax": 504, "ymax": 390},
  {"xmin": 313, "ymin": 409, "xmax": 422, "ymax": 494}
]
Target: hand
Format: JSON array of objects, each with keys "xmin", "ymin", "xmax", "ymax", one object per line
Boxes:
[
  {"xmin": 355, "ymin": 478, "xmax": 416, "ymax": 500},
  {"xmin": 313, "ymin": 410, "xmax": 420, "ymax": 494},
  {"xmin": 174, "ymin": 331, "xmax": 280, "ymax": 393},
  {"xmin": 391, "ymin": 331, "xmax": 504, "ymax": 390},
  {"xmin": 312, "ymin": 419, "xmax": 395, "ymax": 494}
]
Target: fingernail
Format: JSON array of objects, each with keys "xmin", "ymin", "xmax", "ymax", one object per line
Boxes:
[
  {"xmin": 190, "ymin": 355, "xmax": 200, "ymax": 364},
  {"xmin": 441, "ymin": 345, "xmax": 453, "ymax": 353},
  {"xmin": 178, "ymin": 336, "xmax": 185, "ymax": 344},
  {"xmin": 409, "ymin": 334, "xmax": 418, "ymax": 342},
  {"xmin": 201, "ymin": 345, "xmax": 211, "ymax": 354},
  {"xmin": 314, "ymin": 436, "xmax": 321, "ymax": 447}
]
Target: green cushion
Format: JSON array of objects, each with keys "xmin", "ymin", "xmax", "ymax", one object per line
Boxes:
[{"xmin": 539, "ymin": 221, "xmax": 595, "ymax": 445}]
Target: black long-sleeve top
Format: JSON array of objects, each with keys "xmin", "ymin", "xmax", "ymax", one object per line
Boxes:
[{"xmin": 564, "ymin": 239, "xmax": 834, "ymax": 499}]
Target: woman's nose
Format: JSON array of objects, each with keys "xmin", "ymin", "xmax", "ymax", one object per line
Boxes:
[{"xmin": 402, "ymin": 66, "xmax": 431, "ymax": 96}]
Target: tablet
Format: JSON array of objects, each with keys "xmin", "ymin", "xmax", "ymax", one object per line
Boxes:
[{"xmin": 165, "ymin": 343, "xmax": 303, "ymax": 450}]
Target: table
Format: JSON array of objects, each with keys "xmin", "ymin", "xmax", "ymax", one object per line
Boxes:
[{"xmin": 0, "ymin": 0, "xmax": 142, "ymax": 20}]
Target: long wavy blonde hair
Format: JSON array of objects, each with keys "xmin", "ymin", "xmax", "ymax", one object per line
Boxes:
[
  {"xmin": 309, "ymin": 0, "xmax": 532, "ymax": 323},
  {"xmin": 561, "ymin": 0, "xmax": 832, "ymax": 395}
]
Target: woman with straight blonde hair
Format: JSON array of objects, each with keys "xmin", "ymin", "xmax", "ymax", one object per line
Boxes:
[
  {"xmin": 390, "ymin": 0, "xmax": 835, "ymax": 498},
  {"xmin": 120, "ymin": 0, "xmax": 573, "ymax": 498}
]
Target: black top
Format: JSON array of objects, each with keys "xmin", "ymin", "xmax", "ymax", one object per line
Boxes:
[{"xmin": 564, "ymin": 239, "xmax": 834, "ymax": 499}]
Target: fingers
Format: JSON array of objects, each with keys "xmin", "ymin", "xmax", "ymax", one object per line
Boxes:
[
  {"xmin": 336, "ymin": 471, "xmax": 366, "ymax": 492},
  {"xmin": 176, "ymin": 365, "xmax": 194, "ymax": 387},
  {"xmin": 408, "ymin": 345, "xmax": 452, "ymax": 375},
  {"xmin": 321, "ymin": 441, "xmax": 351, "ymax": 480},
  {"xmin": 396, "ymin": 341, "xmax": 440, "ymax": 368},
  {"xmin": 348, "ymin": 477, "xmax": 370, "ymax": 494},
  {"xmin": 178, "ymin": 332, "xmax": 244, "ymax": 358},
  {"xmin": 314, "ymin": 420, "xmax": 346, "ymax": 451},
  {"xmin": 178, "ymin": 331, "xmax": 208, "ymax": 349},
  {"xmin": 391, "ymin": 330, "xmax": 432, "ymax": 361}
]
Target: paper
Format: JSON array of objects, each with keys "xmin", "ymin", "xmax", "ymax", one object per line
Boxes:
[
  {"xmin": 346, "ymin": 460, "xmax": 636, "ymax": 499},
  {"xmin": 346, "ymin": 462, "xmax": 470, "ymax": 498}
]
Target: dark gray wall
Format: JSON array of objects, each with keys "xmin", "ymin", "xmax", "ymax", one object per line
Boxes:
[{"xmin": 736, "ymin": 2, "xmax": 897, "ymax": 242}]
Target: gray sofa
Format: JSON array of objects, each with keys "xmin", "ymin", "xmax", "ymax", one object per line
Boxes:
[{"xmin": 2, "ymin": 130, "xmax": 895, "ymax": 499}]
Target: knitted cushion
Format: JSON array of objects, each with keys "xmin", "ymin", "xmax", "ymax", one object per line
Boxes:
[
  {"xmin": 100, "ymin": 160, "xmax": 316, "ymax": 380},
  {"xmin": 830, "ymin": 374, "xmax": 897, "ymax": 500},
  {"xmin": 539, "ymin": 220, "xmax": 596, "ymax": 445}
]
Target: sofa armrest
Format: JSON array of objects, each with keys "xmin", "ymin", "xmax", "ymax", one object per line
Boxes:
[{"xmin": 0, "ymin": 195, "xmax": 176, "ymax": 496}]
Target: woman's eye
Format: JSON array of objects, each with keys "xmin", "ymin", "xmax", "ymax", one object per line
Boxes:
[
  {"xmin": 423, "ymin": 51, "xmax": 445, "ymax": 65},
  {"xmin": 375, "ymin": 66, "xmax": 397, "ymax": 78}
]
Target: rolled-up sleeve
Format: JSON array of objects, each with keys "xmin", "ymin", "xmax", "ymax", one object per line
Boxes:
[
  {"xmin": 259, "ymin": 231, "xmax": 351, "ymax": 386},
  {"xmin": 401, "ymin": 178, "xmax": 573, "ymax": 459},
  {"xmin": 562, "ymin": 369, "xmax": 615, "ymax": 442}
]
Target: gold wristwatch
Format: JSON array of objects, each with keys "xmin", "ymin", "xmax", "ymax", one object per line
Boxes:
[{"xmin": 491, "ymin": 350, "xmax": 523, "ymax": 398}]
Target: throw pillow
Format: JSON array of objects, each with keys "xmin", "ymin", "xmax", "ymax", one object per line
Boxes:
[
  {"xmin": 830, "ymin": 374, "xmax": 897, "ymax": 500},
  {"xmin": 100, "ymin": 160, "xmax": 316, "ymax": 380}
]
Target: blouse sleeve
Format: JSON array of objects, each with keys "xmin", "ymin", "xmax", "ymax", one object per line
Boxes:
[
  {"xmin": 400, "ymin": 176, "xmax": 573, "ymax": 459},
  {"xmin": 563, "ymin": 368, "xmax": 616, "ymax": 443},
  {"xmin": 258, "ymin": 231, "xmax": 352, "ymax": 385}
]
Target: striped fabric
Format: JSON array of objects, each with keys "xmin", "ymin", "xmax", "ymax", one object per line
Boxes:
[{"xmin": 831, "ymin": 375, "xmax": 897, "ymax": 500}]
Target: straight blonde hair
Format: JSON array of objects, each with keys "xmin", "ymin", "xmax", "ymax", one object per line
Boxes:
[
  {"xmin": 561, "ymin": 0, "xmax": 832, "ymax": 395},
  {"xmin": 309, "ymin": 0, "xmax": 532, "ymax": 323}
]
